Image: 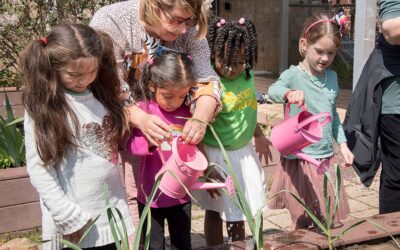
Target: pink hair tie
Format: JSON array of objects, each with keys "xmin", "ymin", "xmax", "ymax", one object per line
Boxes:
[
  {"xmin": 216, "ymin": 18, "xmax": 226, "ymax": 27},
  {"xmin": 187, "ymin": 55, "xmax": 192, "ymax": 61},
  {"xmin": 148, "ymin": 58, "xmax": 154, "ymax": 65},
  {"xmin": 40, "ymin": 37, "xmax": 47, "ymax": 46},
  {"xmin": 239, "ymin": 17, "xmax": 245, "ymax": 25}
]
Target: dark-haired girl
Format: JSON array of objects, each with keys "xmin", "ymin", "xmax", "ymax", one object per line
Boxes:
[
  {"xmin": 194, "ymin": 17, "xmax": 269, "ymax": 245},
  {"xmin": 127, "ymin": 48, "xmax": 195, "ymax": 249}
]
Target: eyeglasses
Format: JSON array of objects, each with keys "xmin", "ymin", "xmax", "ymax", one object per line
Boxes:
[{"xmin": 160, "ymin": 7, "xmax": 198, "ymax": 28}]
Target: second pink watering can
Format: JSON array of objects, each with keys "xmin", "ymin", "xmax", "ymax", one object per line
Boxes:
[
  {"xmin": 271, "ymin": 104, "xmax": 332, "ymax": 174},
  {"xmin": 155, "ymin": 137, "xmax": 235, "ymax": 199}
]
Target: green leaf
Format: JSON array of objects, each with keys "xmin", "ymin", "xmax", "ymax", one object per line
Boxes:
[
  {"xmin": 271, "ymin": 189, "xmax": 328, "ymax": 235},
  {"xmin": 78, "ymin": 214, "xmax": 101, "ymax": 244},
  {"xmin": 133, "ymin": 173, "xmax": 164, "ymax": 250},
  {"xmin": 59, "ymin": 239, "xmax": 83, "ymax": 250},
  {"xmin": 332, "ymin": 220, "xmax": 366, "ymax": 242},
  {"xmin": 365, "ymin": 219, "xmax": 400, "ymax": 248}
]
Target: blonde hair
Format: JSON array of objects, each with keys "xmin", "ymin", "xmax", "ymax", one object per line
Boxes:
[
  {"xmin": 139, "ymin": 0, "xmax": 208, "ymax": 39},
  {"xmin": 298, "ymin": 13, "xmax": 342, "ymax": 57}
]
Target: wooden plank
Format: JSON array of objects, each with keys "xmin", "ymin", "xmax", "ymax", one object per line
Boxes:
[
  {"xmin": 263, "ymin": 211, "xmax": 400, "ymax": 249},
  {"xmin": 0, "ymin": 202, "xmax": 41, "ymax": 234},
  {"xmin": 0, "ymin": 177, "xmax": 39, "ymax": 207}
]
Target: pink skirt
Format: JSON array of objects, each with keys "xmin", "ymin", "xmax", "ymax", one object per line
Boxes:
[{"xmin": 268, "ymin": 157, "xmax": 350, "ymax": 228}]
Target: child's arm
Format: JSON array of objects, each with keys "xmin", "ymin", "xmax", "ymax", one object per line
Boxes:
[
  {"xmin": 24, "ymin": 113, "xmax": 91, "ymax": 236},
  {"xmin": 253, "ymin": 125, "xmax": 273, "ymax": 166},
  {"xmin": 268, "ymin": 69, "xmax": 305, "ymax": 107},
  {"xmin": 181, "ymin": 31, "xmax": 222, "ymax": 144},
  {"xmin": 331, "ymin": 90, "xmax": 354, "ymax": 167}
]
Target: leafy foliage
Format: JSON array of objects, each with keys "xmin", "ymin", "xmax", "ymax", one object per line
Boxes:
[
  {"xmin": 0, "ymin": 0, "xmax": 117, "ymax": 87},
  {"xmin": 0, "ymin": 91, "xmax": 25, "ymax": 168}
]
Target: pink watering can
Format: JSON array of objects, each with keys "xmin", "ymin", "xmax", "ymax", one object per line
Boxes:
[
  {"xmin": 271, "ymin": 104, "xmax": 332, "ymax": 174},
  {"xmin": 155, "ymin": 137, "xmax": 235, "ymax": 199}
]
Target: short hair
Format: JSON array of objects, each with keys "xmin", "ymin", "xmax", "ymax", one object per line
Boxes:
[
  {"xmin": 299, "ymin": 13, "xmax": 342, "ymax": 57},
  {"xmin": 139, "ymin": 0, "xmax": 208, "ymax": 39}
]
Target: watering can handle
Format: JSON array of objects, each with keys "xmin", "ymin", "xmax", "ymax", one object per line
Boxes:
[
  {"xmin": 157, "ymin": 137, "xmax": 185, "ymax": 166},
  {"xmin": 157, "ymin": 146, "xmax": 167, "ymax": 164},
  {"xmin": 284, "ymin": 103, "xmax": 306, "ymax": 120},
  {"xmin": 295, "ymin": 112, "xmax": 332, "ymax": 133}
]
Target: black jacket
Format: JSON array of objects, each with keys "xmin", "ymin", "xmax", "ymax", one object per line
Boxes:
[{"xmin": 343, "ymin": 34, "xmax": 400, "ymax": 187}]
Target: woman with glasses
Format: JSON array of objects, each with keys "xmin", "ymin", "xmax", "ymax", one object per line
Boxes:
[{"xmin": 89, "ymin": 0, "xmax": 221, "ymax": 233}]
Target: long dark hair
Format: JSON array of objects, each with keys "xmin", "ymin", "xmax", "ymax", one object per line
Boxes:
[
  {"xmin": 207, "ymin": 16, "xmax": 258, "ymax": 79},
  {"xmin": 20, "ymin": 24, "xmax": 129, "ymax": 166},
  {"xmin": 133, "ymin": 50, "xmax": 194, "ymax": 102}
]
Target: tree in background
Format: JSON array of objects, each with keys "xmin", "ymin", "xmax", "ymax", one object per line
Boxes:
[{"xmin": 0, "ymin": 0, "xmax": 116, "ymax": 87}]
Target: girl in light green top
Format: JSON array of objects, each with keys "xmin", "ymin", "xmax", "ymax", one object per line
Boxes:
[{"xmin": 268, "ymin": 12, "xmax": 353, "ymax": 231}]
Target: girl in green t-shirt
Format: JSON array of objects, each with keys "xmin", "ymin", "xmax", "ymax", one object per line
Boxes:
[{"xmin": 193, "ymin": 17, "xmax": 271, "ymax": 246}]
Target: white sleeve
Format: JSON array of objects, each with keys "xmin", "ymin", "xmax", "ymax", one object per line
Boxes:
[{"xmin": 24, "ymin": 112, "xmax": 91, "ymax": 235}]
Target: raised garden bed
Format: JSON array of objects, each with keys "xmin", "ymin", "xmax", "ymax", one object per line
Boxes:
[{"xmin": 0, "ymin": 166, "xmax": 41, "ymax": 235}]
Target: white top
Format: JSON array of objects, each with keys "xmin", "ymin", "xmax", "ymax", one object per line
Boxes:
[{"xmin": 24, "ymin": 91, "xmax": 134, "ymax": 249}]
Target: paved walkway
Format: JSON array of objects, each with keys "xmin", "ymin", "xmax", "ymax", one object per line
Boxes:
[{"xmin": 178, "ymin": 76, "xmax": 381, "ymax": 249}]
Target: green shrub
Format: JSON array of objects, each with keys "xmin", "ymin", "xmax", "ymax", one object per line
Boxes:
[
  {"xmin": 0, "ymin": 91, "xmax": 25, "ymax": 168},
  {"xmin": 0, "ymin": 0, "xmax": 116, "ymax": 88}
]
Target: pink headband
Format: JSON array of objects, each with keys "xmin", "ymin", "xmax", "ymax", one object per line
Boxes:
[{"xmin": 303, "ymin": 19, "xmax": 337, "ymax": 38}]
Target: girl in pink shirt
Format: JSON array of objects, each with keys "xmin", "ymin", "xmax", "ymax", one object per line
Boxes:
[{"xmin": 127, "ymin": 47, "xmax": 195, "ymax": 250}]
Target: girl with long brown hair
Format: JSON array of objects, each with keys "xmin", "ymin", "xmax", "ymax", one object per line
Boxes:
[{"xmin": 19, "ymin": 24, "xmax": 133, "ymax": 250}]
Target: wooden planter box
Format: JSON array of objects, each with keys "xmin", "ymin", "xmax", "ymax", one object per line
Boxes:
[
  {"xmin": 0, "ymin": 87, "xmax": 24, "ymax": 118},
  {"xmin": 0, "ymin": 167, "xmax": 41, "ymax": 234}
]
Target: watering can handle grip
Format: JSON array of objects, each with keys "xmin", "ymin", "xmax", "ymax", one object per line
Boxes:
[
  {"xmin": 295, "ymin": 112, "xmax": 332, "ymax": 132},
  {"xmin": 284, "ymin": 103, "xmax": 306, "ymax": 120},
  {"xmin": 157, "ymin": 137, "xmax": 186, "ymax": 166},
  {"xmin": 157, "ymin": 137, "xmax": 181, "ymax": 165}
]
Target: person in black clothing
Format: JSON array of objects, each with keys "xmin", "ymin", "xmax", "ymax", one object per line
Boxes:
[{"xmin": 343, "ymin": 0, "xmax": 400, "ymax": 214}]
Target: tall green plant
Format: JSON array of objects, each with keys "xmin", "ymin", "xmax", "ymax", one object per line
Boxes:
[
  {"xmin": 0, "ymin": 91, "xmax": 25, "ymax": 168},
  {"xmin": 205, "ymin": 122, "xmax": 264, "ymax": 249},
  {"xmin": 270, "ymin": 164, "xmax": 400, "ymax": 250}
]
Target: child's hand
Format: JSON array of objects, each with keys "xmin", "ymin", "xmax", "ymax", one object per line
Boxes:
[
  {"xmin": 285, "ymin": 90, "xmax": 305, "ymax": 107},
  {"xmin": 64, "ymin": 219, "xmax": 92, "ymax": 243},
  {"xmin": 340, "ymin": 143, "xmax": 354, "ymax": 167},
  {"xmin": 204, "ymin": 167, "xmax": 224, "ymax": 199},
  {"xmin": 253, "ymin": 135, "xmax": 273, "ymax": 166}
]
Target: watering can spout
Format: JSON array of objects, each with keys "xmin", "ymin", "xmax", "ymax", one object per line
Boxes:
[
  {"xmin": 292, "ymin": 150, "xmax": 330, "ymax": 175},
  {"xmin": 190, "ymin": 176, "xmax": 236, "ymax": 196}
]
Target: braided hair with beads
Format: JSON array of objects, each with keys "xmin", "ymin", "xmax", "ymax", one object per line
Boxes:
[{"xmin": 207, "ymin": 16, "xmax": 258, "ymax": 79}]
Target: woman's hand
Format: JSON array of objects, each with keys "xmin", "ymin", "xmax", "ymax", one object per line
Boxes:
[
  {"xmin": 127, "ymin": 105, "xmax": 171, "ymax": 145},
  {"xmin": 340, "ymin": 143, "xmax": 354, "ymax": 167},
  {"xmin": 182, "ymin": 118, "xmax": 207, "ymax": 145},
  {"xmin": 182, "ymin": 96, "xmax": 216, "ymax": 144},
  {"xmin": 285, "ymin": 90, "xmax": 305, "ymax": 107},
  {"xmin": 254, "ymin": 135, "xmax": 273, "ymax": 166}
]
